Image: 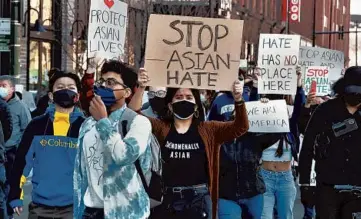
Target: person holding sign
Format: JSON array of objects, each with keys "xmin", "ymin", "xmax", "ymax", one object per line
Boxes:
[
  {"xmin": 299, "ymin": 66, "xmax": 361, "ymax": 219},
  {"xmin": 132, "ymin": 69, "xmax": 249, "ymax": 219},
  {"xmin": 259, "ymin": 66, "xmax": 305, "ymax": 219},
  {"xmin": 73, "ymin": 61, "xmax": 152, "ymax": 219}
]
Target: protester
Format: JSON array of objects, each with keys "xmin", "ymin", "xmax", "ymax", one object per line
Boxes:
[
  {"xmin": 8, "ymin": 71, "xmax": 84, "ymax": 218},
  {"xmin": 142, "ymin": 86, "xmax": 167, "ymax": 118},
  {"xmin": 297, "ymin": 91, "xmax": 327, "ymax": 219},
  {"xmin": 200, "ymin": 90, "xmax": 215, "ymax": 115},
  {"xmin": 299, "ymin": 66, "xmax": 361, "ymax": 218},
  {"xmin": 260, "ymin": 68, "xmax": 305, "ymax": 219},
  {"xmin": 0, "ymin": 97, "xmax": 12, "ymax": 218},
  {"xmin": 214, "ymin": 84, "xmax": 281, "ymax": 219},
  {"xmin": 73, "ymin": 60, "xmax": 152, "ymax": 219},
  {"xmin": 0, "ymin": 75, "xmax": 32, "ymax": 217},
  {"xmin": 130, "ymin": 68, "xmax": 249, "ymax": 219}
]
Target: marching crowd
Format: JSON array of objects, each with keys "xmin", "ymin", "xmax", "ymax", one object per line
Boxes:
[{"xmin": 0, "ymin": 56, "xmax": 360, "ymax": 219}]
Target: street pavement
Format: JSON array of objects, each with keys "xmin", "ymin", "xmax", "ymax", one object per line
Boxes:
[{"xmin": 15, "ymin": 179, "xmax": 305, "ymax": 219}]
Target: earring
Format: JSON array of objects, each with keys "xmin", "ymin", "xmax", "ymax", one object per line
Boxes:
[{"xmin": 194, "ymin": 110, "xmax": 199, "ymax": 118}]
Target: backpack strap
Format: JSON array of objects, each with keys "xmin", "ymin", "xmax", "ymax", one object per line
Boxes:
[{"xmin": 119, "ymin": 109, "xmax": 150, "ymax": 193}]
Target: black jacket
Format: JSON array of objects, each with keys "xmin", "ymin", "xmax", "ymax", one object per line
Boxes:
[
  {"xmin": 298, "ymin": 105, "xmax": 318, "ymax": 135},
  {"xmin": 0, "ymin": 98, "xmax": 12, "ymax": 162},
  {"xmin": 299, "ymin": 98, "xmax": 361, "ymax": 186},
  {"xmin": 219, "ymin": 133, "xmax": 280, "ymax": 200}
]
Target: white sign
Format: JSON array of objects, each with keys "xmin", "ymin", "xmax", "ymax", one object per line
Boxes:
[
  {"xmin": 87, "ymin": 0, "xmax": 128, "ymax": 60},
  {"xmin": 258, "ymin": 34, "xmax": 301, "ymax": 95},
  {"xmin": 245, "ymin": 100, "xmax": 290, "ymax": 133},
  {"xmin": 299, "ymin": 46, "xmax": 344, "ymax": 82},
  {"xmin": 0, "ymin": 18, "xmax": 10, "ymax": 35}
]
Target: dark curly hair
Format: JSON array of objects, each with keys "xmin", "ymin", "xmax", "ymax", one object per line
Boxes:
[{"xmin": 100, "ymin": 60, "xmax": 138, "ymax": 90}]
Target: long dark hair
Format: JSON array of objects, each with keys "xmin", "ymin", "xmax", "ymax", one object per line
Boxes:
[{"xmin": 162, "ymin": 88, "xmax": 205, "ymax": 123}]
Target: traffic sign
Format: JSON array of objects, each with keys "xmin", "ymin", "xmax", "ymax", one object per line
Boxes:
[
  {"xmin": 0, "ymin": 35, "xmax": 10, "ymax": 52},
  {"xmin": 0, "ymin": 18, "xmax": 10, "ymax": 35}
]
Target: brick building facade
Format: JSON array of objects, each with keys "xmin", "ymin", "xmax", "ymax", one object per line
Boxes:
[{"xmin": 231, "ymin": 0, "xmax": 350, "ymax": 65}]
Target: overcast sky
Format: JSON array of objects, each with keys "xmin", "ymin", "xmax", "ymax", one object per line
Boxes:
[{"xmin": 351, "ymin": 0, "xmax": 361, "ymax": 15}]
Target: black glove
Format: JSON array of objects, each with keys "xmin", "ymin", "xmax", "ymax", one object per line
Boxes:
[{"xmin": 300, "ymin": 186, "xmax": 316, "ymax": 207}]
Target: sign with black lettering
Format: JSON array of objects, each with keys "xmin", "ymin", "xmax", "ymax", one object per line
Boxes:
[
  {"xmin": 144, "ymin": 14, "xmax": 244, "ymax": 90},
  {"xmin": 257, "ymin": 34, "xmax": 300, "ymax": 95},
  {"xmin": 299, "ymin": 46, "xmax": 344, "ymax": 82},
  {"xmin": 304, "ymin": 66, "xmax": 330, "ymax": 95},
  {"xmin": 245, "ymin": 100, "xmax": 290, "ymax": 133},
  {"xmin": 88, "ymin": 0, "xmax": 127, "ymax": 60}
]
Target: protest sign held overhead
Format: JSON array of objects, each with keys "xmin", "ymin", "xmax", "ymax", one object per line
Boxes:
[
  {"xmin": 88, "ymin": 0, "xmax": 128, "ymax": 60},
  {"xmin": 144, "ymin": 14, "xmax": 244, "ymax": 91},
  {"xmin": 304, "ymin": 66, "xmax": 330, "ymax": 96},
  {"xmin": 299, "ymin": 47, "xmax": 344, "ymax": 82},
  {"xmin": 257, "ymin": 34, "xmax": 301, "ymax": 95},
  {"xmin": 245, "ymin": 100, "xmax": 290, "ymax": 133}
]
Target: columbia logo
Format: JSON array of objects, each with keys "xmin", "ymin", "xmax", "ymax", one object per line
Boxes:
[{"xmin": 40, "ymin": 140, "xmax": 47, "ymax": 147}]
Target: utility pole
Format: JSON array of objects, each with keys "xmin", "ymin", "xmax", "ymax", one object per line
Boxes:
[
  {"xmin": 312, "ymin": 0, "xmax": 317, "ymax": 47},
  {"xmin": 356, "ymin": 23, "xmax": 358, "ymax": 66},
  {"xmin": 285, "ymin": 0, "xmax": 290, "ymax": 34},
  {"xmin": 209, "ymin": 0, "xmax": 214, "ymax": 18},
  {"xmin": 10, "ymin": 0, "xmax": 21, "ymax": 78}
]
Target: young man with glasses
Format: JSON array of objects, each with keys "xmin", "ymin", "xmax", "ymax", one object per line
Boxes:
[{"xmin": 73, "ymin": 60, "xmax": 152, "ymax": 219}]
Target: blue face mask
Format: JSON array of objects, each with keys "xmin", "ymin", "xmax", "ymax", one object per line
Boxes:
[
  {"xmin": 0, "ymin": 87, "xmax": 8, "ymax": 99},
  {"xmin": 94, "ymin": 86, "xmax": 116, "ymax": 107}
]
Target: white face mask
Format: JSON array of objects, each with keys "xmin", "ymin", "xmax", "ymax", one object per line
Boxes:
[{"xmin": 0, "ymin": 87, "xmax": 9, "ymax": 99}]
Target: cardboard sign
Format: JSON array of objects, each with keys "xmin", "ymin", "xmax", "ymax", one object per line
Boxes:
[
  {"xmin": 144, "ymin": 14, "xmax": 244, "ymax": 91},
  {"xmin": 245, "ymin": 100, "xmax": 290, "ymax": 133},
  {"xmin": 304, "ymin": 66, "xmax": 330, "ymax": 96},
  {"xmin": 257, "ymin": 34, "xmax": 301, "ymax": 95},
  {"xmin": 299, "ymin": 46, "xmax": 344, "ymax": 82},
  {"xmin": 88, "ymin": 0, "xmax": 128, "ymax": 60}
]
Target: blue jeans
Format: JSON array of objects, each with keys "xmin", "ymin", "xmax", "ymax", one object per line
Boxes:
[
  {"xmin": 303, "ymin": 206, "xmax": 315, "ymax": 219},
  {"xmin": 218, "ymin": 194, "xmax": 264, "ymax": 219},
  {"xmin": 150, "ymin": 185, "xmax": 211, "ymax": 219},
  {"xmin": 260, "ymin": 168, "xmax": 296, "ymax": 219}
]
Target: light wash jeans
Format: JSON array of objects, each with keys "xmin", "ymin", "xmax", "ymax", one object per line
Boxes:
[
  {"xmin": 260, "ymin": 168, "xmax": 296, "ymax": 219},
  {"xmin": 218, "ymin": 194, "xmax": 264, "ymax": 219}
]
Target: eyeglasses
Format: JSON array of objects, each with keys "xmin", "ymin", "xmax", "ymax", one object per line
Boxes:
[
  {"xmin": 95, "ymin": 78, "xmax": 127, "ymax": 89},
  {"xmin": 148, "ymin": 90, "xmax": 166, "ymax": 99}
]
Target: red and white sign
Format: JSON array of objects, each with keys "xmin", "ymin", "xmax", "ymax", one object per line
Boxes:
[{"xmin": 289, "ymin": 0, "xmax": 301, "ymax": 22}]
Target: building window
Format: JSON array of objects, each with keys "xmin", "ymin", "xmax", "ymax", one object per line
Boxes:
[
  {"xmin": 337, "ymin": 0, "xmax": 339, "ymax": 9},
  {"xmin": 29, "ymin": 40, "xmax": 52, "ymax": 91},
  {"xmin": 30, "ymin": 0, "xmax": 52, "ymax": 26},
  {"xmin": 343, "ymin": 6, "xmax": 346, "ymax": 14}
]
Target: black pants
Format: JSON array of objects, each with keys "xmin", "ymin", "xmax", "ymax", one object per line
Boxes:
[
  {"xmin": 316, "ymin": 184, "xmax": 361, "ymax": 219},
  {"xmin": 28, "ymin": 202, "xmax": 73, "ymax": 219},
  {"xmin": 5, "ymin": 147, "xmax": 16, "ymax": 216},
  {"xmin": 82, "ymin": 207, "xmax": 104, "ymax": 219}
]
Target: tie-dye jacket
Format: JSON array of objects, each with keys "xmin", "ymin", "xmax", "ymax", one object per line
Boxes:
[{"xmin": 73, "ymin": 106, "xmax": 152, "ymax": 219}]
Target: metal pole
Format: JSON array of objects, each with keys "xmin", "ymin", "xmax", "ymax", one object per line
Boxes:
[
  {"xmin": 10, "ymin": 0, "xmax": 21, "ymax": 78},
  {"xmin": 285, "ymin": 0, "xmax": 289, "ymax": 34},
  {"xmin": 209, "ymin": 0, "xmax": 214, "ymax": 18},
  {"xmin": 329, "ymin": 0, "xmax": 334, "ymax": 48},
  {"xmin": 312, "ymin": 0, "xmax": 316, "ymax": 47},
  {"xmin": 356, "ymin": 24, "xmax": 358, "ymax": 66},
  {"xmin": 26, "ymin": 0, "xmax": 30, "ymax": 90}
]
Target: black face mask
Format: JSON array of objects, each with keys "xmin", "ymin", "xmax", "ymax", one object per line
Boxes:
[
  {"xmin": 172, "ymin": 100, "xmax": 196, "ymax": 120},
  {"xmin": 52, "ymin": 89, "xmax": 78, "ymax": 108},
  {"xmin": 344, "ymin": 94, "xmax": 361, "ymax": 107},
  {"xmin": 149, "ymin": 97, "xmax": 166, "ymax": 115}
]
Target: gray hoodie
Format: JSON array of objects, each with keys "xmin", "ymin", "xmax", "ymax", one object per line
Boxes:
[{"xmin": 5, "ymin": 94, "xmax": 31, "ymax": 149}]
